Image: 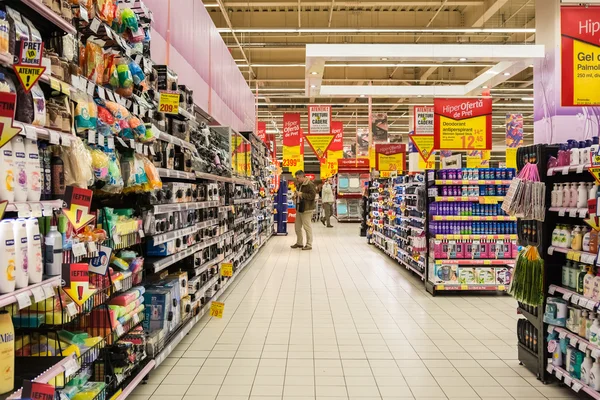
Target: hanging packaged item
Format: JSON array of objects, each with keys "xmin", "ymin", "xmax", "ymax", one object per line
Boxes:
[{"xmin": 501, "ymin": 163, "xmax": 546, "ymax": 221}]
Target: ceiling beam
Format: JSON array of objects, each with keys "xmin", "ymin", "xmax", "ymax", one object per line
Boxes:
[
  {"xmin": 214, "ymin": 1, "xmax": 485, "ymax": 7},
  {"xmin": 415, "ymin": 0, "xmax": 449, "ymax": 43},
  {"xmin": 419, "ymin": 66, "xmax": 438, "ymax": 84},
  {"xmin": 471, "ymin": 0, "xmax": 509, "ymax": 27}
]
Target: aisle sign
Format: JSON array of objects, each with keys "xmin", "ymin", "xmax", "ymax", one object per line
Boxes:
[
  {"xmin": 158, "ymin": 91, "xmax": 180, "ymax": 114},
  {"xmin": 257, "ymin": 121, "xmax": 267, "ymax": 143},
  {"xmin": 13, "ymin": 41, "xmax": 46, "ymax": 92},
  {"xmin": 321, "ymin": 121, "xmax": 344, "ymax": 179},
  {"xmin": 210, "ymin": 301, "xmax": 225, "ymax": 318},
  {"xmin": 409, "ymin": 135, "xmax": 435, "ymax": 161},
  {"xmin": 308, "ymin": 105, "xmax": 331, "ymax": 134},
  {"xmin": 375, "ymin": 144, "xmax": 406, "ymax": 172},
  {"xmin": 561, "ymin": 6, "xmax": 600, "ymax": 106},
  {"xmin": 305, "ymin": 133, "xmax": 334, "ymax": 159},
  {"xmin": 433, "ymin": 98, "xmax": 492, "ymax": 150},
  {"xmin": 283, "ymin": 113, "xmax": 303, "ymax": 174},
  {"xmin": 414, "ymin": 106, "xmax": 434, "ymax": 135},
  {"xmin": 0, "ymin": 92, "xmax": 21, "ymax": 150}
]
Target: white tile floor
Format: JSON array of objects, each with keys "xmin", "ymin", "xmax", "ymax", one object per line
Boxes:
[{"xmin": 131, "ymin": 224, "xmax": 579, "ymax": 400}]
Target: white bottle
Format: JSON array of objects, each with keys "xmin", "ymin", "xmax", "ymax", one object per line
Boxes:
[
  {"xmin": 565, "ymin": 226, "xmax": 574, "ymax": 249},
  {"xmin": 25, "ymin": 139, "xmax": 41, "ymax": 202},
  {"xmin": 571, "ymin": 146, "xmax": 581, "ymax": 166},
  {"xmin": 44, "ymin": 226, "xmax": 62, "ymax": 276},
  {"xmin": 570, "ymin": 183, "xmax": 579, "ymax": 208},
  {"xmin": 551, "ymin": 184, "xmax": 558, "ymax": 207},
  {"xmin": 584, "ymin": 229, "xmax": 592, "ymax": 252},
  {"xmin": 590, "ymin": 183, "xmax": 598, "ymax": 202},
  {"xmin": 26, "ymin": 218, "xmax": 42, "ymax": 284},
  {"xmin": 578, "ymin": 182, "xmax": 589, "ymax": 208},
  {"xmin": 0, "ymin": 220, "xmax": 16, "ymax": 293},
  {"xmin": 563, "ymin": 183, "xmax": 571, "ymax": 207},
  {"xmin": 582, "ymin": 349, "xmax": 594, "ymax": 385},
  {"xmin": 10, "ymin": 137, "xmax": 26, "ymax": 202},
  {"xmin": 0, "ymin": 141, "xmax": 14, "ymax": 202},
  {"xmin": 590, "ymin": 318, "xmax": 600, "ymax": 344},
  {"xmin": 556, "ymin": 183, "xmax": 564, "ymax": 207},
  {"xmin": 588, "ymin": 313, "xmax": 596, "ymax": 340},
  {"xmin": 591, "ymin": 360, "xmax": 600, "ymax": 390},
  {"xmin": 552, "ymin": 225, "xmax": 561, "ymax": 247},
  {"xmin": 12, "ymin": 218, "xmax": 27, "ymax": 289}
]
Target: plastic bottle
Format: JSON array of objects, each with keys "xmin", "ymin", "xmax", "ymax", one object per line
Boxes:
[
  {"xmin": 582, "ymin": 311, "xmax": 589, "ymax": 337},
  {"xmin": 593, "ymin": 273, "xmax": 600, "ymax": 301},
  {"xmin": 563, "ymin": 260, "xmax": 572, "ymax": 287},
  {"xmin": 51, "ymin": 148, "xmax": 65, "ymax": 200},
  {"xmin": 26, "ymin": 218, "xmax": 42, "ymax": 284},
  {"xmin": 25, "ymin": 139, "xmax": 41, "ymax": 202},
  {"xmin": 588, "ymin": 314, "xmax": 596, "ymax": 340},
  {"xmin": 0, "ymin": 310, "xmax": 14, "ymax": 395},
  {"xmin": 551, "ymin": 184, "xmax": 558, "ymax": 207},
  {"xmin": 10, "ymin": 136, "xmax": 26, "ymax": 202},
  {"xmin": 12, "ymin": 218, "xmax": 27, "ymax": 289},
  {"xmin": 591, "ymin": 360, "xmax": 600, "ymax": 390},
  {"xmin": 570, "ymin": 183, "xmax": 579, "ymax": 208},
  {"xmin": 584, "ymin": 229, "xmax": 592, "ymax": 252},
  {"xmin": 572, "ymin": 226, "xmax": 583, "ymax": 251},
  {"xmin": 585, "ymin": 269, "xmax": 596, "ymax": 299},
  {"xmin": 44, "ymin": 225, "xmax": 62, "ymax": 276},
  {"xmin": 552, "ymin": 225, "xmax": 561, "ymax": 247},
  {"xmin": 578, "ymin": 264, "xmax": 589, "ymax": 294},
  {"xmin": 563, "ymin": 183, "xmax": 571, "ymax": 207},
  {"xmin": 578, "ymin": 183, "xmax": 589, "ymax": 208},
  {"xmin": 0, "ymin": 140, "xmax": 14, "ymax": 202},
  {"xmin": 0, "ymin": 220, "xmax": 15, "ymax": 294},
  {"xmin": 571, "ymin": 142, "xmax": 581, "ymax": 166},
  {"xmin": 590, "ymin": 183, "xmax": 598, "ymax": 202},
  {"xmin": 556, "ymin": 183, "xmax": 564, "ymax": 207},
  {"xmin": 583, "ymin": 349, "xmax": 594, "ymax": 385}
]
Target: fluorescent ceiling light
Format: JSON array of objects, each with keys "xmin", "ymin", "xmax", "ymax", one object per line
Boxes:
[
  {"xmin": 503, "ymin": 72, "xmax": 511, "ymax": 76},
  {"xmin": 204, "ymin": 3, "xmax": 219, "ymax": 7},
  {"xmin": 218, "ymin": 28, "xmax": 536, "ymax": 34},
  {"xmin": 521, "ymin": 97, "xmax": 534, "ymax": 101},
  {"xmin": 310, "ymin": 71, "xmax": 318, "ymax": 75},
  {"xmin": 360, "ymin": 94, "xmax": 366, "ymax": 98},
  {"xmin": 459, "ymin": 57, "xmax": 467, "ymax": 61},
  {"xmin": 482, "ymin": 86, "xmax": 488, "ymax": 89},
  {"xmin": 310, "ymin": 85, "xmax": 316, "ymax": 88},
  {"xmin": 238, "ymin": 63, "xmax": 493, "ymax": 68},
  {"xmin": 252, "ymin": 88, "xmax": 305, "ymax": 92}
]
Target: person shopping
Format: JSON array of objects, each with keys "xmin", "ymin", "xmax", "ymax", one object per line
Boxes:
[
  {"xmin": 321, "ymin": 177, "xmax": 335, "ymax": 228},
  {"xmin": 291, "ymin": 170, "xmax": 317, "ymax": 250}
]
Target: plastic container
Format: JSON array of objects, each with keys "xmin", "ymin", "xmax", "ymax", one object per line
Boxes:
[
  {"xmin": 25, "ymin": 139, "xmax": 41, "ymax": 201},
  {"xmin": 12, "ymin": 218, "xmax": 27, "ymax": 289},
  {"xmin": 26, "ymin": 217, "xmax": 42, "ymax": 284},
  {"xmin": 0, "ymin": 220, "xmax": 16, "ymax": 293},
  {"xmin": 11, "ymin": 136, "xmax": 26, "ymax": 202}
]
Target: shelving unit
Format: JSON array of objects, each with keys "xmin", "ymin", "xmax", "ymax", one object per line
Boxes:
[{"xmin": 425, "ymin": 168, "xmax": 517, "ymax": 295}]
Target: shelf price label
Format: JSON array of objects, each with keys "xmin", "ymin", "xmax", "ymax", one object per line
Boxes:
[
  {"xmin": 210, "ymin": 301, "xmax": 225, "ymax": 318},
  {"xmin": 221, "ymin": 262, "xmax": 233, "ymax": 277},
  {"xmin": 158, "ymin": 91, "xmax": 180, "ymax": 115}
]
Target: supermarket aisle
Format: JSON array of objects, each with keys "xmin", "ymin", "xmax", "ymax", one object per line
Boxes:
[{"xmin": 133, "ymin": 225, "xmax": 576, "ymax": 400}]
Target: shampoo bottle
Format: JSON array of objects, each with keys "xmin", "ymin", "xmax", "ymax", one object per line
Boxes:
[
  {"xmin": 570, "ymin": 183, "xmax": 579, "ymax": 208},
  {"xmin": 591, "ymin": 360, "xmax": 600, "ymax": 390},
  {"xmin": 0, "ymin": 220, "xmax": 15, "ymax": 294},
  {"xmin": 572, "ymin": 226, "xmax": 583, "ymax": 251},
  {"xmin": 12, "ymin": 219, "xmax": 27, "ymax": 289},
  {"xmin": 563, "ymin": 183, "xmax": 571, "ymax": 207},
  {"xmin": 25, "ymin": 139, "xmax": 41, "ymax": 202},
  {"xmin": 0, "ymin": 310, "xmax": 14, "ymax": 395},
  {"xmin": 579, "ymin": 182, "xmax": 589, "ymax": 208},
  {"xmin": 556, "ymin": 183, "xmax": 564, "ymax": 208},
  {"xmin": 0, "ymin": 141, "xmax": 14, "ymax": 202},
  {"xmin": 26, "ymin": 218, "xmax": 42, "ymax": 284},
  {"xmin": 551, "ymin": 184, "xmax": 558, "ymax": 207},
  {"xmin": 44, "ymin": 225, "xmax": 62, "ymax": 276},
  {"xmin": 10, "ymin": 137, "xmax": 26, "ymax": 202},
  {"xmin": 582, "ymin": 349, "xmax": 594, "ymax": 385},
  {"xmin": 590, "ymin": 183, "xmax": 598, "ymax": 202}
]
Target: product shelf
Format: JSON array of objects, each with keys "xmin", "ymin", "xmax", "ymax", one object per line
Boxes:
[
  {"xmin": 434, "ymin": 196, "xmax": 504, "ymax": 203},
  {"xmin": 234, "ymin": 198, "xmax": 256, "ymax": 204},
  {"xmin": 434, "ymin": 234, "xmax": 517, "ymax": 240},
  {"xmin": 21, "ymin": 0, "xmax": 78, "ymax": 34},
  {"xmin": 113, "ymin": 360, "xmax": 156, "ymax": 400},
  {"xmin": 548, "ymin": 325, "xmax": 600, "ymax": 359},
  {"xmin": 547, "ymin": 246, "xmax": 597, "ymax": 265},
  {"xmin": 547, "ymin": 164, "xmax": 590, "ymax": 176},
  {"xmin": 548, "ymin": 285, "xmax": 598, "ymax": 311},
  {"xmin": 517, "ymin": 307, "xmax": 537, "ymax": 323},
  {"xmin": 434, "ymin": 259, "xmax": 515, "ymax": 265},
  {"xmin": 6, "ymin": 354, "xmax": 78, "ymax": 400},
  {"xmin": 431, "ymin": 215, "xmax": 516, "ymax": 221},
  {"xmin": 148, "ymin": 219, "xmax": 218, "ymax": 246},
  {"xmin": 157, "ymin": 168, "xmax": 197, "ymax": 181},
  {"xmin": 0, "ymin": 276, "xmax": 61, "ymax": 309},
  {"xmin": 434, "ymin": 180, "xmax": 513, "ymax": 185},
  {"xmin": 152, "ymin": 200, "xmax": 220, "ymax": 214},
  {"xmin": 433, "ymin": 283, "xmax": 507, "ymax": 291},
  {"xmin": 548, "ymin": 207, "xmax": 589, "ymax": 218},
  {"xmin": 546, "ymin": 364, "xmax": 599, "ymax": 399},
  {"xmin": 156, "ymin": 130, "xmax": 195, "ymax": 151}
]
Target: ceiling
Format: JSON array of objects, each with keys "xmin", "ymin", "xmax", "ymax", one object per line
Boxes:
[{"xmin": 203, "ymin": 0, "xmax": 536, "ymax": 168}]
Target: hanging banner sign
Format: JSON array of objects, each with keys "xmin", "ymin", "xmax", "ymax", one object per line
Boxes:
[
  {"xmin": 356, "ymin": 127, "xmax": 369, "ymax": 156},
  {"xmin": 338, "ymin": 158, "xmax": 370, "ymax": 170},
  {"xmin": 418, "ymin": 153, "xmax": 436, "ymax": 170},
  {"xmin": 62, "ymin": 263, "xmax": 96, "ymax": 306},
  {"xmin": 372, "ymin": 113, "xmax": 388, "ymax": 143},
  {"xmin": 375, "ymin": 144, "xmax": 406, "ymax": 172},
  {"xmin": 409, "ymin": 135, "xmax": 435, "ymax": 161},
  {"xmin": 0, "ymin": 92, "xmax": 22, "ymax": 150},
  {"xmin": 414, "ymin": 106, "xmax": 434, "ymax": 135},
  {"xmin": 321, "ymin": 121, "xmax": 344, "ymax": 179},
  {"xmin": 62, "ymin": 186, "xmax": 95, "ymax": 232},
  {"xmin": 304, "ymin": 133, "xmax": 334, "ymax": 159},
  {"xmin": 506, "ymin": 113, "xmax": 524, "ymax": 169},
  {"xmin": 433, "ymin": 98, "xmax": 492, "ymax": 150},
  {"xmin": 13, "ymin": 41, "xmax": 46, "ymax": 93},
  {"xmin": 283, "ymin": 113, "xmax": 303, "ymax": 174},
  {"xmin": 308, "ymin": 105, "xmax": 331, "ymax": 134},
  {"xmin": 561, "ymin": 6, "xmax": 600, "ymax": 106},
  {"xmin": 257, "ymin": 121, "xmax": 267, "ymax": 143}
]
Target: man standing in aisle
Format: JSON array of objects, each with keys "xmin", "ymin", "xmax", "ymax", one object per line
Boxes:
[
  {"xmin": 321, "ymin": 177, "xmax": 335, "ymax": 228},
  {"xmin": 291, "ymin": 170, "xmax": 317, "ymax": 250}
]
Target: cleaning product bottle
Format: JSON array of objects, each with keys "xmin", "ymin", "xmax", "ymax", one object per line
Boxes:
[
  {"xmin": 581, "ymin": 311, "xmax": 589, "ymax": 337},
  {"xmin": 556, "ymin": 183, "xmax": 564, "ymax": 208},
  {"xmin": 570, "ymin": 183, "xmax": 579, "ymax": 208},
  {"xmin": 590, "ymin": 182, "xmax": 598, "ymax": 203},
  {"xmin": 563, "ymin": 183, "xmax": 572, "ymax": 207},
  {"xmin": 572, "ymin": 226, "xmax": 583, "ymax": 251},
  {"xmin": 591, "ymin": 360, "xmax": 600, "ymax": 390},
  {"xmin": 551, "ymin": 184, "xmax": 559, "ymax": 207},
  {"xmin": 26, "ymin": 218, "xmax": 42, "ymax": 284},
  {"xmin": 10, "ymin": 136, "xmax": 26, "ymax": 202},
  {"xmin": 585, "ymin": 268, "xmax": 595, "ymax": 298},
  {"xmin": 563, "ymin": 260, "xmax": 571, "ymax": 288},
  {"xmin": 582, "ymin": 349, "xmax": 594, "ymax": 385},
  {"xmin": 0, "ymin": 310, "xmax": 14, "ymax": 395},
  {"xmin": 591, "ymin": 318, "xmax": 600, "ymax": 344},
  {"xmin": 25, "ymin": 139, "xmax": 41, "ymax": 202},
  {"xmin": 579, "ymin": 182, "xmax": 589, "ymax": 208},
  {"xmin": 578, "ymin": 263, "xmax": 589, "ymax": 294},
  {"xmin": 0, "ymin": 140, "xmax": 14, "ymax": 202},
  {"xmin": 44, "ymin": 224, "xmax": 62, "ymax": 276},
  {"xmin": 12, "ymin": 219, "xmax": 27, "ymax": 289},
  {"xmin": 0, "ymin": 220, "xmax": 15, "ymax": 294}
]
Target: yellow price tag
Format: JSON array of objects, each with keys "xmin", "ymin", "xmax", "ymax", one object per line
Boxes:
[
  {"xmin": 498, "ymin": 285, "xmax": 506, "ymax": 291},
  {"xmin": 573, "ymin": 252, "xmax": 581, "ymax": 262},
  {"xmin": 158, "ymin": 91, "xmax": 180, "ymax": 114},
  {"xmin": 60, "ymin": 82, "xmax": 70, "ymax": 96},
  {"xmin": 221, "ymin": 262, "xmax": 233, "ymax": 277},
  {"xmin": 209, "ymin": 301, "xmax": 225, "ymax": 318},
  {"xmin": 460, "ymin": 284, "xmax": 469, "ymax": 290},
  {"xmin": 567, "ymin": 251, "xmax": 574, "ymax": 260},
  {"xmin": 49, "ymin": 77, "xmax": 61, "ymax": 92},
  {"xmin": 436, "ymin": 285, "xmax": 444, "ymax": 291},
  {"xmin": 483, "ymin": 260, "xmax": 491, "ymax": 265}
]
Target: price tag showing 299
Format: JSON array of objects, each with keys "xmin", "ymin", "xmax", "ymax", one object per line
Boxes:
[{"xmin": 158, "ymin": 91, "xmax": 180, "ymax": 115}]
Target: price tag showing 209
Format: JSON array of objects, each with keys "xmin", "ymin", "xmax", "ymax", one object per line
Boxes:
[{"xmin": 158, "ymin": 91, "xmax": 180, "ymax": 115}]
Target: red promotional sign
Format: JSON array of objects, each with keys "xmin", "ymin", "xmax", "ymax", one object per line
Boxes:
[
  {"xmin": 283, "ymin": 113, "xmax": 301, "ymax": 146},
  {"xmin": 375, "ymin": 144, "xmax": 406, "ymax": 172},
  {"xmin": 338, "ymin": 158, "xmax": 370, "ymax": 170},
  {"xmin": 561, "ymin": 6, "xmax": 600, "ymax": 106},
  {"xmin": 0, "ymin": 92, "xmax": 22, "ymax": 149},
  {"xmin": 266, "ymin": 133, "xmax": 277, "ymax": 160},
  {"xmin": 328, "ymin": 121, "xmax": 344, "ymax": 153},
  {"xmin": 257, "ymin": 121, "xmax": 267, "ymax": 143},
  {"xmin": 62, "ymin": 186, "xmax": 95, "ymax": 232},
  {"xmin": 433, "ymin": 98, "xmax": 492, "ymax": 150}
]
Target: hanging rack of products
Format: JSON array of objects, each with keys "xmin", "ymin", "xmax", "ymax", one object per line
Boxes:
[
  {"xmin": 367, "ymin": 173, "xmax": 427, "ymax": 281},
  {"xmin": 424, "ymin": 168, "xmax": 517, "ymax": 295},
  {"xmin": 0, "ymin": 0, "xmax": 276, "ymax": 399}
]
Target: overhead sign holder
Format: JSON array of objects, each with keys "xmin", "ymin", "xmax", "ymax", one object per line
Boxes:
[
  {"xmin": 414, "ymin": 106, "xmax": 434, "ymax": 135},
  {"xmin": 62, "ymin": 186, "xmax": 95, "ymax": 233},
  {"xmin": 13, "ymin": 41, "xmax": 46, "ymax": 92},
  {"xmin": 433, "ymin": 98, "xmax": 492, "ymax": 150},
  {"xmin": 409, "ymin": 135, "xmax": 435, "ymax": 162},
  {"xmin": 308, "ymin": 105, "xmax": 331, "ymax": 134}
]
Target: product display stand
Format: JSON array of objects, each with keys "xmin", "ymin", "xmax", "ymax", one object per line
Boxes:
[
  {"xmin": 337, "ymin": 159, "xmax": 370, "ymax": 222},
  {"xmin": 425, "ymin": 168, "xmax": 517, "ymax": 295},
  {"xmin": 367, "ymin": 173, "xmax": 427, "ymax": 280},
  {"xmin": 274, "ymin": 180, "xmax": 288, "ymax": 235}
]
